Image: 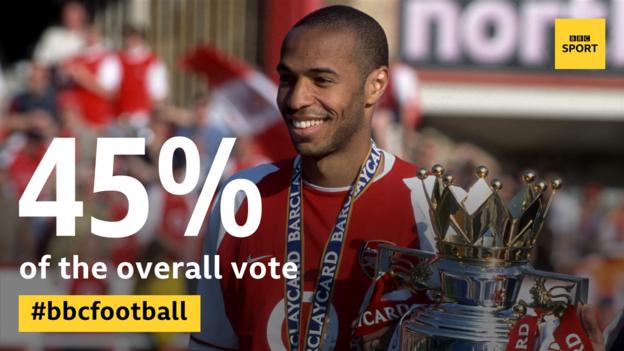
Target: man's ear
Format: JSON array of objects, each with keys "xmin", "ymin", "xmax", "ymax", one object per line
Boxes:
[{"xmin": 364, "ymin": 66, "xmax": 389, "ymax": 107}]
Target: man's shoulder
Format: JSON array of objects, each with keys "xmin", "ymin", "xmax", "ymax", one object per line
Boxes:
[
  {"xmin": 373, "ymin": 152, "xmax": 424, "ymax": 199},
  {"xmin": 380, "ymin": 151, "xmax": 418, "ymax": 180},
  {"xmin": 229, "ymin": 154, "xmax": 418, "ymax": 196},
  {"xmin": 39, "ymin": 26, "xmax": 67, "ymax": 40},
  {"xmin": 228, "ymin": 159, "xmax": 294, "ymax": 194}
]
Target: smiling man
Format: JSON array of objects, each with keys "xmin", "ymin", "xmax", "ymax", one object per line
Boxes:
[
  {"xmin": 190, "ymin": 6, "xmax": 427, "ymax": 350},
  {"xmin": 189, "ymin": 5, "xmax": 605, "ymax": 351}
]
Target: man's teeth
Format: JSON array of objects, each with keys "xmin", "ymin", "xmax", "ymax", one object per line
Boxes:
[{"xmin": 292, "ymin": 119, "xmax": 325, "ymax": 129}]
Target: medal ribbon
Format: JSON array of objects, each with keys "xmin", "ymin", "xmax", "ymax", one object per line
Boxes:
[
  {"xmin": 506, "ymin": 305, "xmax": 593, "ymax": 351},
  {"xmin": 552, "ymin": 305, "xmax": 593, "ymax": 351},
  {"xmin": 507, "ymin": 315, "xmax": 540, "ymax": 351},
  {"xmin": 284, "ymin": 143, "xmax": 382, "ymax": 351}
]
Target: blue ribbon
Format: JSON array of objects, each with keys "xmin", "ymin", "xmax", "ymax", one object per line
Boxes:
[{"xmin": 285, "ymin": 143, "xmax": 382, "ymax": 351}]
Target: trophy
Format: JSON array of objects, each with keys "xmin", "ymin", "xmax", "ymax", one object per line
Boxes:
[{"xmin": 376, "ymin": 165, "xmax": 590, "ymax": 351}]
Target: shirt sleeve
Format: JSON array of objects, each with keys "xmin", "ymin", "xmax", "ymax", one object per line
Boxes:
[
  {"xmin": 189, "ymin": 163, "xmax": 277, "ymax": 350},
  {"xmin": 97, "ymin": 55, "xmax": 122, "ymax": 94},
  {"xmin": 189, "ymin": 191, "xmax": 240, "ymax": 350},
  {"xmin": 147, "ymin": 60, "xmax": 168, "ymax": 101},
  {"xmin": 33, "ymin": 29, "xmax": 59, "ymax": 66},
  {"xmin": 33, "ymin": 28, "xmax": 84, "ymax": 67}
]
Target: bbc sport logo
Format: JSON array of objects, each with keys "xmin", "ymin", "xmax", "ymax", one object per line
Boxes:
[{"xmin": 555, "ymin": 18, "xmax": 606, "ymax": 70}]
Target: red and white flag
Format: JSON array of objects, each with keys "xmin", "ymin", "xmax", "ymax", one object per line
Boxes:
[{"xmin": 181, "ymin": 45, "xmax": 295, "ymax": 164}]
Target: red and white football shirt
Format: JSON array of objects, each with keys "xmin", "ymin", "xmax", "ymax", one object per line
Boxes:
[
  {"xmin": 115, "ymin": 48, "xmax": 168, "ymax": 118},
  {"xmin": 191, "ymin": 151, "xmax": 430, "ymax": 350}
]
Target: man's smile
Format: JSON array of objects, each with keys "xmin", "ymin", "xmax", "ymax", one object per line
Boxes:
[
  {"xmin": 291, "ymin": 119, "xmax": 326, "ymax": 129},
  {"xmin": 285, "ymin": 112, "xmax": 331, "ymax": 139},
  {"xmin": 287, "ymin": 118, "xmax": 327, "ymax": 139}
]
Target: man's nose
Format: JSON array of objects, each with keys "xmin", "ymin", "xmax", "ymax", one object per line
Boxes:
[{"xmin": 286, "ymin": 79, "xmax": 314, "ymax": 111}]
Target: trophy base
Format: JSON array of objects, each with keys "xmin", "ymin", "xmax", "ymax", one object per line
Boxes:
[
  {"xmin": 374, "ymin": 245, "xmax": 590, "ymax": 350},
  {"xmin": 400, "ymin": 304, "xmax": 513, "ymax": 351}
]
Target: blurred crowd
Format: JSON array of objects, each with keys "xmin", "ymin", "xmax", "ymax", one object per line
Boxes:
[
  {"xmin": 0, "ymin": 3, "xmax": 217, "ymax": 347},
  {"xmin": 0, "ymin": 1, "xmax": 200, "ymax": 268},
  {"xmin": 0, "ymin": 1, "xmax": 622, "ymax": 348}
]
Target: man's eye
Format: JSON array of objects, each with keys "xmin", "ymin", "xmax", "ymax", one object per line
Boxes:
[{"xmin": 314, "ymin": 77, "xmax": 332, "ymax": 86}]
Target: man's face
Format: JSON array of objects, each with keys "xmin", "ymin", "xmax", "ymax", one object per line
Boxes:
[
  {"xmin": 123, "ymin": 33, "xmax": 144, "ymax": 51},
  {"xmin": 27, "ymin": 65, "xmax": 49, "ymax": 92},
  {"xmin": 63, "ymin": 3, "xmax": 87, "ymax": 31},
  {"xmin": 277, "ymin": 27, "xmax": 367, "ymax": 158}
]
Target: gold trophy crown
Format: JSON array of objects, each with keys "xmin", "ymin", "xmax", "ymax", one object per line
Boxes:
[{"xmin": 416, "ymin": 165, "xmax": 562, "ymax": 265}]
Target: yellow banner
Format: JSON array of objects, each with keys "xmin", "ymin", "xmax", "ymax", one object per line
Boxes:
[
  {"xmin": 555, "ymin": 18, "xmax": 606, "ymax": 70},
  {"xmin": 19, "ymin": 295, "xmax": 200, "ymax": 332}
]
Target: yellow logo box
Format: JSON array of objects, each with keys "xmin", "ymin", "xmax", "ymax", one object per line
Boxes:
[
  {"xmin": 555, "ymin": 18, "xmax": 606, "ymax": 70},
  {"xmin": 19, "ymin": 295, "xmax": 200, "ymax": 332}
]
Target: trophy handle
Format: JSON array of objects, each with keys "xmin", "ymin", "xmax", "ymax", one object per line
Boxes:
[
  {"xmin": 512, "ymin": 266, "xmax": 589, "ymax": 318},
  {"xmin": 375, "ymin": 244, "xmax": 440, "ymax": 292}
]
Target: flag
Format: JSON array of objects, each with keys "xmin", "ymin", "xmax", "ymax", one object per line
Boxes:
[{"xmin": 181, "ymin": 45, "xmax": 295, "ymax": 164}]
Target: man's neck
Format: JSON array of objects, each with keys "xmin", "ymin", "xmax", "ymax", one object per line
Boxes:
[{"xmin": 300, "ymin": 137, "xmax": 374, "ymax": 188}]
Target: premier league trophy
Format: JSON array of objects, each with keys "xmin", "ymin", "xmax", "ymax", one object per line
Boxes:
[{"xmin": 376, "ymin": 165, "xmax": 590, "ymax": 351}]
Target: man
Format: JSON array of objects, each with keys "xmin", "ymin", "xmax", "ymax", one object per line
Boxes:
[
  {"xmin": 191, "ymin": 6, "xmax": 605, "ymax": 351},
  {"xmin": 60, "ymin": 25, "xmax": 121, "ymax": 129},
  {"xmin": 115, "ymin": 25, "xmax": 168, "ymax": 129},
  {"xmin": 5, "ymin": 63, "xmax": 59, "ymax": 134},
  {"xmin": 33, "ymin": 0, "xmax": 88, "ymax": 67},
  {"xmin": 191, "ymin": 6, "xmax": 424, "ymax": 350}
]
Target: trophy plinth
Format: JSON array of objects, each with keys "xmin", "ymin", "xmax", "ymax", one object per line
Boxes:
[{"xmin": 378, "ymin": 166, "xmax": 588, "ymax": 351}]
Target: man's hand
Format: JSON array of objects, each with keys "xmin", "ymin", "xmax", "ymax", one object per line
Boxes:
[
  {"xmin": 579, "ymin": 304, "xmax": 606, "ymax": 351},
  {"xmin": 359, "ymin": 325, "xmax": 393, "ymax": 351}
]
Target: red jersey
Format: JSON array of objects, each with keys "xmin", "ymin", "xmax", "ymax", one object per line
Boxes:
[
  {"xmin": 66, "ymin": 51, "xmax": 114, "ymax": 127},
  {"xmin": 191, "ymin": 151, "xmax": 430, "ymax": 350},
  {"xmin": 116, "ymin": 51, "xmax": 157, "ymax": 115},
  {"xmin": 8, "ymin": 142, "xmax": 47, "ymax": 197}
]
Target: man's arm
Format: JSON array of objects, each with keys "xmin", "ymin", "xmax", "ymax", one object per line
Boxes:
[
  {"xmin": 580, "ymin": 304, "xmax": 606, "ymax": 351},
  {"xmin": 189, "ymin": 163, "xmax": 278, "ymax": 350},
  {"xmin": 189, "ymin": 191, "xmax": 239, "ymax": 350},
  {"xmin": 147, "ymin": 59, "xmax": 168, "ymax": 103}
]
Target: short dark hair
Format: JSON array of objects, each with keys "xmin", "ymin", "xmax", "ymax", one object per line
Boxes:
[
  {"xmin": 123, "ymin": 24, "xmax": 147, "ymax": 39},
  {"xmin": 292, "ymin": 5, "xmax": 389, "ymax": 76}
]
